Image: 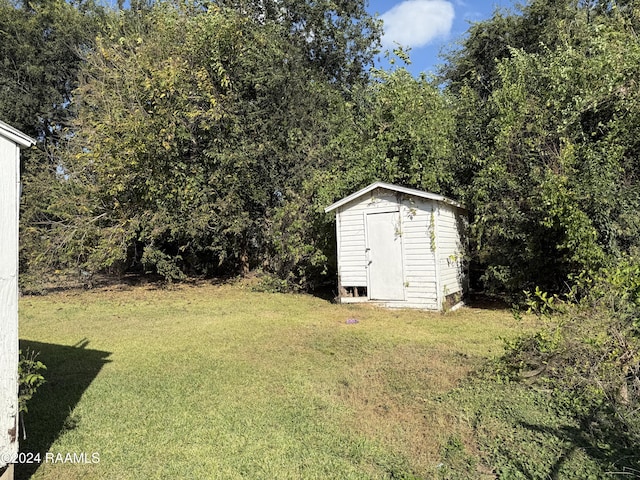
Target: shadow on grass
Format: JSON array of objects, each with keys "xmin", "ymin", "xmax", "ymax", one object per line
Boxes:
[
  {"xmin": 508, "ymin": 416, "xmax": 640, "ymax": 478},
  {"xmin": 309, "ymin": 283, "xmax": 338, "ymax": 303},
  {"xmin": 16, "ymin": 339, "xmax": 111, "ymax": 480},
  {"xmin": 464, "ymin": 293, "xmax": 511, "ymax": 311}
]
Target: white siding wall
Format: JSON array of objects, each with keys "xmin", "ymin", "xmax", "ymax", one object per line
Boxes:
[
  {"xmin": 0, "ymin": 134, "xmax": 20, "ymax": 469},
  {"xmin": 437, "ymin": 204, "xmax": 466, "ymax": 300},
  {"xmin": 337, "ymin": 189, "xmax": 401, "ymax": 287},
  {"xmin": 399, "ymin": 197, "xmax": 438, "ymax": 309},
  {"xmin": 336, "ymin": 208, "xmax": 365, "ymax": 287}
]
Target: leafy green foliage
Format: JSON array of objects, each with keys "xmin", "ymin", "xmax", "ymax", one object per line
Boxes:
[
  {"xmin": 265, "ymin": 187, "xmax": 332, "ymax": 290},
  {"xmin": 28, "ymin": 0, "xmax": 377, "ymax": 283},
  {"xmin": 496, "ymin": 258, "xmax": 640, "ymax": 474},
  {"xmin": 1, "ymin": 0, "xmax": 108, "ymax": 285},
  {"xmin": 12, "ymin": 0, "xmax": 384, "ymax": 285},
  {"xmin": 66, "ymin": 3, "xmax": 237, "ymax": 276},
  {"xmin": 249, "ymin": 271, "xmax": 292, "ymax": 294},
  {"xmin": 322, "ymin": 63, "xmax": 456, "ymax": 199},
  {"xmin": 522, "ymin": 286, "xmax": 563, "ymax": 317},
  {"xmin": 214, "ymin": 0, "xmax": 381, "ymax": 88},
  {"xmin": 0, "ymin": 0, "xmax": 103, "ymax": 141},
  {"xmin": 303, "ymin": 61, "xmax": 458, "ymax": 280},
  {"xmin": 18, "ymin": 349, "xmax": 46, "ymax": 414},
  {"xmin": 446, "ymin": 1, "xmax": 640, "ymax": 296}
]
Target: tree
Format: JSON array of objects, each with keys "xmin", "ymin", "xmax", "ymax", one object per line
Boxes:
[
  {"xmin": 0, "ymin": 0, "xmax": 108, "ymax": 286},
  {"xmin": 446, "ymin": 1, "xmax": 640, "ymax": 296},
  {"xmin": 318, "ymin": 62, "xmax": 456, "ymax": 201},
  {"xmin": 42, "ymin": 0, "xmax": 378, "ymax": 282},
  {"xmin": 212, "ymin": 0, "xmax": 381, "ymax": 88},
  {"xmin": 0, "ymin": 0, "xmax": 104, "ymax": 142}
]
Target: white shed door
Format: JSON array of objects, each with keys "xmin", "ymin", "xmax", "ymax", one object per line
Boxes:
[{"xmin": 366, "ymin": 211, "xmax": 404, "ymax": 300}]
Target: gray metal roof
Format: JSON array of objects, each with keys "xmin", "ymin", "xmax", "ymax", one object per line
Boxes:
[{"xmin": 324, "ymin": 181, "xmax": 465, "ymax": 213}]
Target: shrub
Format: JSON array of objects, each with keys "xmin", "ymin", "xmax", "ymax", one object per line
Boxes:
[
  {"xmin": 498, "ymin": 257, "xmax": 640, "ymax": 471},
  {"xmin": 18, "ymin": 349, "xmax": 46, "ymax": 414}
]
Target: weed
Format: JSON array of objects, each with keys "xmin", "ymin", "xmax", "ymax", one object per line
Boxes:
[{"xmin": 18, "ymin": 349, "xmax": 46, "ymax": 414}]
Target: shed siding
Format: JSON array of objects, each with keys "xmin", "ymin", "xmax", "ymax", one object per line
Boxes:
[
  {"xmin": 337, "ymin": 189, "xmax": 400, "ymax": 287},
  {"xmin": 336, "ymin": 208, "xmax": 366, "ymax": 286},
  {"xmin": 399, "ymin": 197, "xmax": 438, "ymax": 309},
  {"xmin": 437, "ymin": 204, "xmax": 466, "ymax": 299},
  {"xmin": 0, "ymin": 134, "xmax": 20, "ymax": 470}
]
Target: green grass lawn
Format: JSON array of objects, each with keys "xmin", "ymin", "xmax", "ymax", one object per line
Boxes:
[{"xmin": 17, "ymin": 283, "xmax": 527, "ymax": 479}]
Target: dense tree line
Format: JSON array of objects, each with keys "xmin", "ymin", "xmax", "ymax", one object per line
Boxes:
[
  {"xmin": 446, "ymin": 0, "xmax": 640, "ymax": 298},
  {"xmin": 9, "ymin": 0, "xmax": 381, "ymax": 285},
  {"xmin": 4, "ymin": 0, "xmax": 640, "ymax": 298}
]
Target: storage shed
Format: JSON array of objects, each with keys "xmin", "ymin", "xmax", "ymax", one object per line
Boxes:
[
  {"xmin": 325, "ymin": 182, "xmax": 467, "ymax": 311},
  {"xmin": 0, "ymin": 121, "xmax": 34, "ymax": 480}
]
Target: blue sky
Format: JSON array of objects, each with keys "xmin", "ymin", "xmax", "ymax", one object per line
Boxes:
[{"xmin": 367, "ymin": 0, "xmax": 520, "ymax": 76}]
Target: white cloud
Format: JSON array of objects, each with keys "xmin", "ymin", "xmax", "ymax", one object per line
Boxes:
[{"xmin": 381, "ymin": 0, "xmax": 455, "ymax": 49}]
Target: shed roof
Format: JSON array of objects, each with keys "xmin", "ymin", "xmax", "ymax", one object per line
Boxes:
[
  {"xmin": 0, "ymin": 120, "xmax": 36, "ymax": 148},
  {"xmin": 324, "ymin": 181, "xmax": 465, "ymax": 213}
]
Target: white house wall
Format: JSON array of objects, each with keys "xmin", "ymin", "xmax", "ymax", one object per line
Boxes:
[{"xmin": 0, "ymin": 134, "xmax": 20, "ymax": 470}]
